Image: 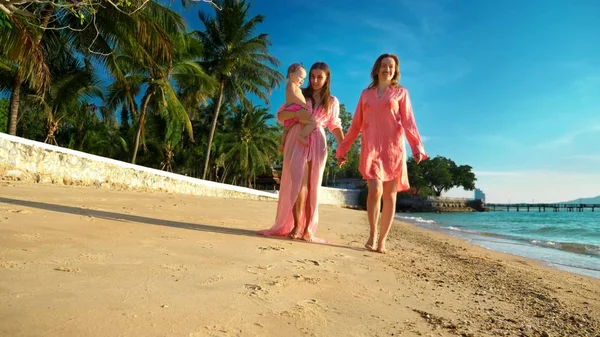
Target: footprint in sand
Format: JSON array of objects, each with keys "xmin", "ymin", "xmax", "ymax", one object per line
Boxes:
[
  {"xmin": 293, "ymin": 274, "xmax": 322, "ymax": 285},
  {"xmin": 199, "ymin": 274, "xmax": 224, "ymax": 286},
  {"xmin": 0, "ymin": 259, "xmax": 32, "ymax": 269},
  {"xmin": 277, "ymin": 299, "xmax": 328, "ymax": 331},
  {"xmin": 8, "ymin": 209, "xmax": 32, "ymax": 214},
  {"xmin": 191, "ymin": 325, "xmax": 243, "ymax": 337},
  {"xmin": 297, "ymin": 259, "xmax": 321, "ymax": 266},
  {"xmin": 161, "ymin": 235, "xmax": 183, "ymax": 240},
  {"xmin": 244, "ymin": 283, "xmax": 269, "ymax": 297},
  {"xmin": 12, "ymin": 233, "xmax": 41, "ymax": 242},
  {"xmin": 245, "ymin": 265, "xmax": 274, "ymax": 275},
  {"xmin": 265, "ymin": 276, "xmax": 288, "ymax": 288},
  {"xmin": 77, "ymin": 253, "xmax": 109, "ymax": 263},
  {"xmin": 257, "ymin": 246, "xmax": 285, "ymax": 252},
  {"xmin": 54, "ymin": 266, "xmax": 81, "ymax": 273},
  {"xmin": 160, "ymin": 264, "xmax": 188, "ymax": 272}
]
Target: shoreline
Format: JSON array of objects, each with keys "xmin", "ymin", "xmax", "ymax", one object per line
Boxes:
[
  {"xmin": 1, "ymin": 181, "xmax": 599, "ymax": 336},
  {"xmin": 396, "ymin": 213, "xmax": 600, "ymax": 280}
]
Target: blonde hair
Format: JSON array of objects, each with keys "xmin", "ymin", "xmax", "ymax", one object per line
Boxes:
[{"xmin": 286, "ymin": 63, "xmax": 305, "ymax": 79}]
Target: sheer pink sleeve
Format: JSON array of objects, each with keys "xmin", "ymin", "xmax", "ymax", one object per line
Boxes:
[
  {"xmin": 399, "ymin": 88, "xmax": 426, "ymax": 158},
  {"xmin": 327, "ymin": 97, "xmax": 342, "ymax": 133},
  {"xmin": 335, "ymin": 90, "xmax": 365, "ymax": 159}
]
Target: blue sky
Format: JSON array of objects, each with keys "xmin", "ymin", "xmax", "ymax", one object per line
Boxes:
[{"xmin": 170, "ymin": 0, "xmax": 600, "ymax": 203}]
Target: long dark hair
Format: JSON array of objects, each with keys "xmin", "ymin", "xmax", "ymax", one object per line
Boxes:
[
  {"xmin": 368, "ymin": 53, "xmax": 401, "ymax": 89},
  {"xmin": 302, "ymin": 62, "xmax": 331, "ymax": 113}
]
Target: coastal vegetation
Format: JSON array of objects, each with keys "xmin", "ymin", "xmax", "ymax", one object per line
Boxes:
[{"xmin": 0, "ymin": 0, "xmax": 476, "ymax": 194}]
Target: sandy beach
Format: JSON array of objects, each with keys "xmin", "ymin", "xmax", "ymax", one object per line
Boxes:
[{"xmin": 1, "ymin": 181, "xmax": 599, "ymax": 337}]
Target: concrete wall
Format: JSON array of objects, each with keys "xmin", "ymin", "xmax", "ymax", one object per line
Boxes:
[
  {"xmin": 397, "ymin": 196, "xmax": 484, "ymax": 212},
  {"xmin": 319, "ymin": 187, "xmax": 361, "ymax": 207},
  {"xmin": 0, "ymin": 133, "xmax": 362, "ymax": 207}
]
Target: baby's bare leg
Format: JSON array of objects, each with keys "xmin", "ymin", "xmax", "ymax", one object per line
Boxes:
[{"xmin": 295, "ymin": 121, "xmax": 316, "ymax": 147}]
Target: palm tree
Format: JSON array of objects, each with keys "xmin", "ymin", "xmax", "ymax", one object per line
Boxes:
[
  {"xmin": 219, "ymin": 103, "xmax": 279, "ymax": 187},
  {"xmin": 96, "ymin": 5, "xmax": 216, "ymax": 164},
  {"xmin": 129, "ymin": 33, "xmax": 216, "ymax": 164},
  {"xmin": 0, "ymin": 4, "xmax": 55, "ymax": 135},
  {"xmin": 40, "ymin": 56, "xmax": 103, "ymax": 145},
  {"xmin": 193, "ymin": 0, "xmax": 284, "ymax": 179}
]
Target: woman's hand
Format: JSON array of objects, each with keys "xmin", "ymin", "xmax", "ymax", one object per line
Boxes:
[
  {"xmin": 337, "ymin": 156, "xmax": 347, "ymax": 168},
  {"xmin": 414, "ymin": 152, "xmax": 427, "ymax": 164}
]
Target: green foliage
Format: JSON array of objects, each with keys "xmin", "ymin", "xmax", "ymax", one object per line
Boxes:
[
  {"xmin": 0, "ymin": 11, "xmax": 11, "ymax": 29},
  {"xmin": 407, "ymin": 156, "xmax": 477, "ymax": 196},
  {"xmin": 323, "ymin": 103, "xmax": 361, "ymax": 186},
  {"xmin": 0, "ymin": 98, "xmax": 8, "ymax": 132},
  {"xmin": 194, "ymin": 0, "xmax": 284, "ymax": 178}
]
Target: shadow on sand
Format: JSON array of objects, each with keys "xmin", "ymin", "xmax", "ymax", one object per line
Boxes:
[{"xmin": 0, "ymin": 197, "xmax": 367, "ymax": 253}]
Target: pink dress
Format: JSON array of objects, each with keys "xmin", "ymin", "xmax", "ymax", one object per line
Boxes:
[
  {"xmin": 258, "ymin": 97, "xmax": 342, "ymax": 242},
  {"xmin": 336, "ymin": 86, "xmax": 427, "ymax": 192}
]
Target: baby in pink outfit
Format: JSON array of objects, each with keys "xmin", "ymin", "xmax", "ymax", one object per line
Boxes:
[{"xmin": 279, "ymin": 63, "xmax": 315, "ymax": 153}]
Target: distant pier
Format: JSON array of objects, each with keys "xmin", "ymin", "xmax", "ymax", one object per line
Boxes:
[{"xmin": 486, "ymin": 203, "xmax": 599, "ymax": 212}]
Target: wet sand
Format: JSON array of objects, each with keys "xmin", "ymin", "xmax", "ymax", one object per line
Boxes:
[{"xmin": 1, "ymin": 182, "xmax": 599, "ymax": 336}]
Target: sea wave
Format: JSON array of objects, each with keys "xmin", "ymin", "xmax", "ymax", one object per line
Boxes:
[
  {"xmin": 396, "ymin": 215, "xmax": 436, "ymax": 224},
  {"xmin": 529, "ymin": 240, "xmax": 600, "ymax": 257}
]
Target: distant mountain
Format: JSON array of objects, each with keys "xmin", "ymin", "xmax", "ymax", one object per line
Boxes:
[{"xmin": 560, "ymin": 195, "xmax": 600, "ymax": 204}]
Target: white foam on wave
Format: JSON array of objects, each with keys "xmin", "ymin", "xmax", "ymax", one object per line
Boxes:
[{"xmin": 396, "ymin": 215, "xmax": 436, "ymax": 224}]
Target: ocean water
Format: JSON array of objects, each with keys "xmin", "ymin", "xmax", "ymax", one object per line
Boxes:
[{"xmin": 396, "ymin": 210, "xmax": 600, "ymax": 279}]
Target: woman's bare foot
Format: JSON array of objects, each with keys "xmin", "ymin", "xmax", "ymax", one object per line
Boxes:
[
  {"xmin": 376, "ymin": 244, "xmax": 387, "ymax": 254},
  {"xmin": 301, "ymin": 230, "xmax": 313, "ymax": 242},
  {"xmin": 296, "ymin": 135, "xmax": 309, "ymax": 147},
  {"xmin": 288, "ymin": 227, "xmax": 302, "ymax": 240},
  {"xmin": 365, "ymin": 234, "xmax": 376, "ymax": 251}
]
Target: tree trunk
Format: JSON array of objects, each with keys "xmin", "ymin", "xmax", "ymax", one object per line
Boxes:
[
  {"xmin": 131, "ymin": 90, "xmax": 153, "ymax": 164},
  {"xmin": 7, "ymin": 5, "xmax": 54, "ymax": 135},
  {"xmin": 7, "ymin": 69, "xmax": 22, "ymax": 135},
  {"xmin": 202, "ymin": 80, "xmax": 225, "ymax": 180}
]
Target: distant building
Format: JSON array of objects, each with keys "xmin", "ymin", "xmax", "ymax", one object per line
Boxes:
[{"xmin": 474, "ymin": 188, "xmax": 486, "ymax": 202}]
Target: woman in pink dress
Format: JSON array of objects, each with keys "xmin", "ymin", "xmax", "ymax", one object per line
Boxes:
[
  {"xmin": 258, "ymin": 62, "xmax": 344, "ymax": 242},
  {"xmin": 336, "ymin": 54, "xmax": 427, "ymax": 253}
]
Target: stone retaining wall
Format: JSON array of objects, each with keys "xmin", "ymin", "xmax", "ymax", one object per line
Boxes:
[
  {"xmin": 397, "ymin": 196, "xmax": 485, "ymax": 212},
  {"xmin": 0, "ymin": 133, "xmax": 362, "ymax": 207}
]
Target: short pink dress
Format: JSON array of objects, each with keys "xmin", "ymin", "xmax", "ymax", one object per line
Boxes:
[{"xmin": 336, "ymin": 86, "xmax": 427, "ymax": 192}]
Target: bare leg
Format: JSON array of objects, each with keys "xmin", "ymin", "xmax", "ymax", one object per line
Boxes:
[
  {"xmin": 365, "ymin": 179, "xmax": 383, "ymax": 250},
  {"xmin": 301, "ymin": 160, "xmax": 314, "ymax": 241},
  {"xmin": 377, "ymin": 178, "xmax": 398, "ymax": 254},
  {"xmin": 295, "ymin": 122, "xmax": 315, "ymax": 147},
  {"xmin": 279, "ymin": 129, "xmax": 289, "ymax": 153},
  {"xmin": 290, "ymin": 163, "xmax": 309, "ymax": 239}
]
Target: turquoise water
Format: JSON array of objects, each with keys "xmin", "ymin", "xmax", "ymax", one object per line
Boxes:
[{"xmin": 396, "ymin": 211, "xmax": 600, "ymax": 279}]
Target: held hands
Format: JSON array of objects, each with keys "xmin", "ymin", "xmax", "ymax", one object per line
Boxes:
[
  {"xmin": 414, "ymin": 152, "xmax": 427, "ymax": 164},
  {"xmin": 336, "ymin": 156, "xmax": 347, "ymax": 168}
]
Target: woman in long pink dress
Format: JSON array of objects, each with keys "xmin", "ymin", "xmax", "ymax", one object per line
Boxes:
[
  {"xmin": 336, "ymin": 54, "xmax": 427, "ymax": 253},
  {"xmin": 258, "ymin": 62, "xmax": 344, "ymax": 243}
]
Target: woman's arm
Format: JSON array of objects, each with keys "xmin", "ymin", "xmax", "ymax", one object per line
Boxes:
[
  {"xmin": 399, "ymin": 88, "xmax": 427, "ymax": 163},
  {"xmin": 335, "ymin": 92, "xmax": 365, "ymax": 159},
  {"xmin": 277, "ymin": 106, "xmax": 313, "ymax": 123},
  {"xmin": 326, "ymin": 98, "xmax": 345, "ymax": 144}
]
